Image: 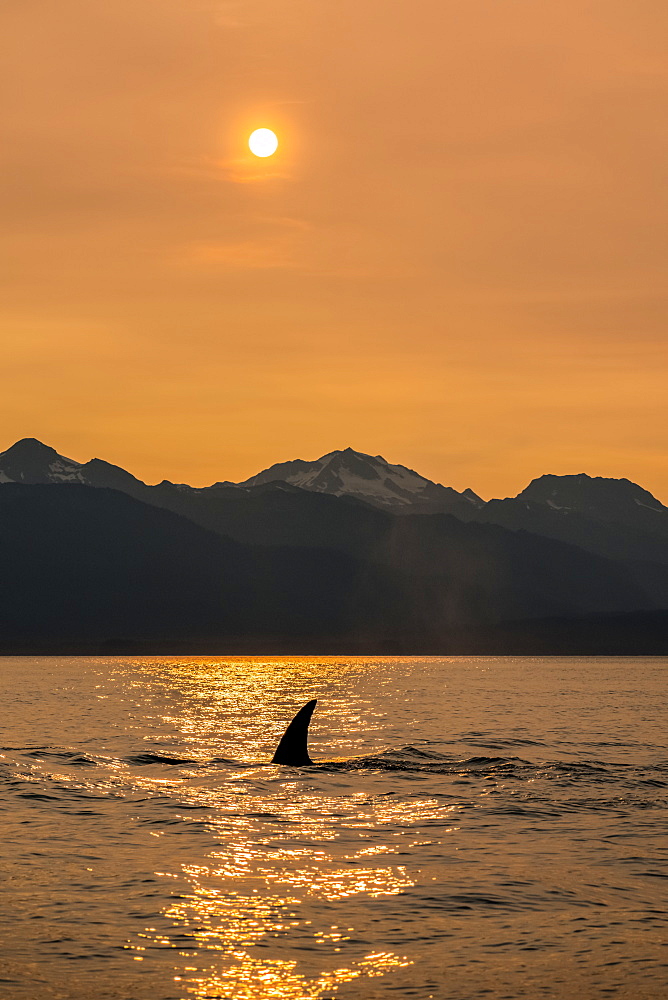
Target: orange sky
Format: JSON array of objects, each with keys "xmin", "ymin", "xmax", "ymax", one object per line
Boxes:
[{"xmin": 1, "ymin": 0, "xmax": 667, "ymax": 500}]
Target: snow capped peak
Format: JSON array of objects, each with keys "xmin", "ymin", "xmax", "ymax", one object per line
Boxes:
[
  {"xmin": 0, "ymin": 438, "xmax": 146, "ymax": 492},
  {"xmin": 0, "ymin": 438, "xmax": 84, "ymax": 484},
  {"xmin": 237, "ymin": 447, "xmax": 481, "ymax": 512},
  {"xmin": 0, "ymin": 438, "xmax": 484, "ymax": 513},
  {"xmin": 518, "ymin": 472, "xmax": 666, "ymax": 516}
]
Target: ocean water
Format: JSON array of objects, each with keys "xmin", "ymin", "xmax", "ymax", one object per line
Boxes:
[{"xmin": 0, "ymin": 656, "xmax": 666, "ymax": 1000}]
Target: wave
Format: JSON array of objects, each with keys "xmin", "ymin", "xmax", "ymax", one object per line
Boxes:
[{"xmin": 3, "ymin": 742, "xmax": 667, "ymax": 789}]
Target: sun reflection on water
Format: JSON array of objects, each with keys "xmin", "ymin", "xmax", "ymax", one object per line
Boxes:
[
  {"xmin": 136, "ymin": 791, "xmax": 423, "ymax": 998},
  {"xmin": 160, "ymin": 876, "xmax": 414, "ymax": 998},
  {"xmin": 119, "ymin": 656, "xmax": 409, "ymax": 763},
  {"xmin": 114, "ymin": 658, "xmax": 462, "ymax": 997},
  {"xmin": 176, "ymin": 951, "xmax": 412, "ymax": 1000},
  {"xmin": 3, "ymin": 654, "xmax": 665, "ymax": 1000}
]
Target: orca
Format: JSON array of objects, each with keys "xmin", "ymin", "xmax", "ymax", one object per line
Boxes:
[{"xmin": 272, "ymin": 699, "xmax": 318, "ymax": 765}]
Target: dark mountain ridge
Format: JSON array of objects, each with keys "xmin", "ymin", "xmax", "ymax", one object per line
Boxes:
[
  {"xmin": 460, "ymin": 473, "xmax": 668, "ymax": 566},
  {"xmin": 0, "ymin": 484, "xmax": 660, "ymax": 653},
  {"xmin": 0, "ymin": 484, "xmax": 405, "ymax": 648},
  {"xmin": 3, "ymin": 437, "xmax": 666, "ymax": 564},
  {"xmin": 1, "ymin": 438, "xmax": 667, "ymax": 652}
]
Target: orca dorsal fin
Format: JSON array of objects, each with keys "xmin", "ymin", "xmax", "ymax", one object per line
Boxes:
[{"xmin": 272, "ymin": 699, "xmax": 317, "ymax": 765}]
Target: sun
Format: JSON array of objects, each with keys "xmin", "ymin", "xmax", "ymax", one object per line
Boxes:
[{"xmin": 248, "ymin": 128, "xmax": 278, "ymax": 158}]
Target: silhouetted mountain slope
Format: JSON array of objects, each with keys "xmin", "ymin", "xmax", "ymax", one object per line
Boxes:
[
  {"xmin": 146, "ymin": 481, "xmax": 388, "ymax": 551},
  {"xmin": 3, "ymin": 438, "xmax": 666, "ymax": 560},
  {"xmin": 157, "ymin": 485, "xmax": 658, "ymax": 619},
  {"xmin": 2, "ymin": 439, "xmax": 668, "ymax": 652},
  {"xmin": 0, "ymin": 484, "xmax": 661, "ymax": 654},
  {"xmin": 0, "ymin": 485, "xmax": 404, "ymax": 647},
  {"xmin": 461, "ymin": 473, "xmax": 668, "ymax": 565},
  {"xmin": 95, "ymin": 480, "xmax": 666, "ymax": 617},
  {"xmin": 521, "ymin": 472, "xmax": 664, "ymax": 513},
  {"xmin": 367, "ymin": 513, "xmax": 656, "ymax": 623}
]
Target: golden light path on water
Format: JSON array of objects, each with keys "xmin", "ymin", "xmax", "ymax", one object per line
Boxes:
[
  {"xmin": 116, "ymin": 657, "xmax": 460, "ymax": 998},
  {"xmin": 3, "ymin": 655, "xmax": 667, "ymax": 999},
  {"xmin": 127, "ymin": 784, "xmax": 455, "ymax": 997}
]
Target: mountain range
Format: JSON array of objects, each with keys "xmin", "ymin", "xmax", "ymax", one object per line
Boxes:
[{"xmin": 1, "ymin": 437, "xmax": 667, "ymax": 653}]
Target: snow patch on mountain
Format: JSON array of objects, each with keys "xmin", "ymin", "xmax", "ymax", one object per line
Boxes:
[
  {"xmin": 0, "ymin": 438, "xmax": 144, "ymax": 492},
  {"xmin": 236, "ymin": 447, "xmax": 483, "ymax": 512},
  {"xmin": 518, "ymin": 473, "xmax": 667, "ymax": 518},
  {"xmin": 48, "ymin": 460, "xmax": 85, "ymax": 483},
  {"xmin": 0, "ymin": 439, "xmax": 84, "ymax": 486}
]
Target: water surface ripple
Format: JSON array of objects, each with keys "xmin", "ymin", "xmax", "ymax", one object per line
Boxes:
[{"xmin": 1, "ymin": 656, "xmax": 666, "ymax": 999}]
